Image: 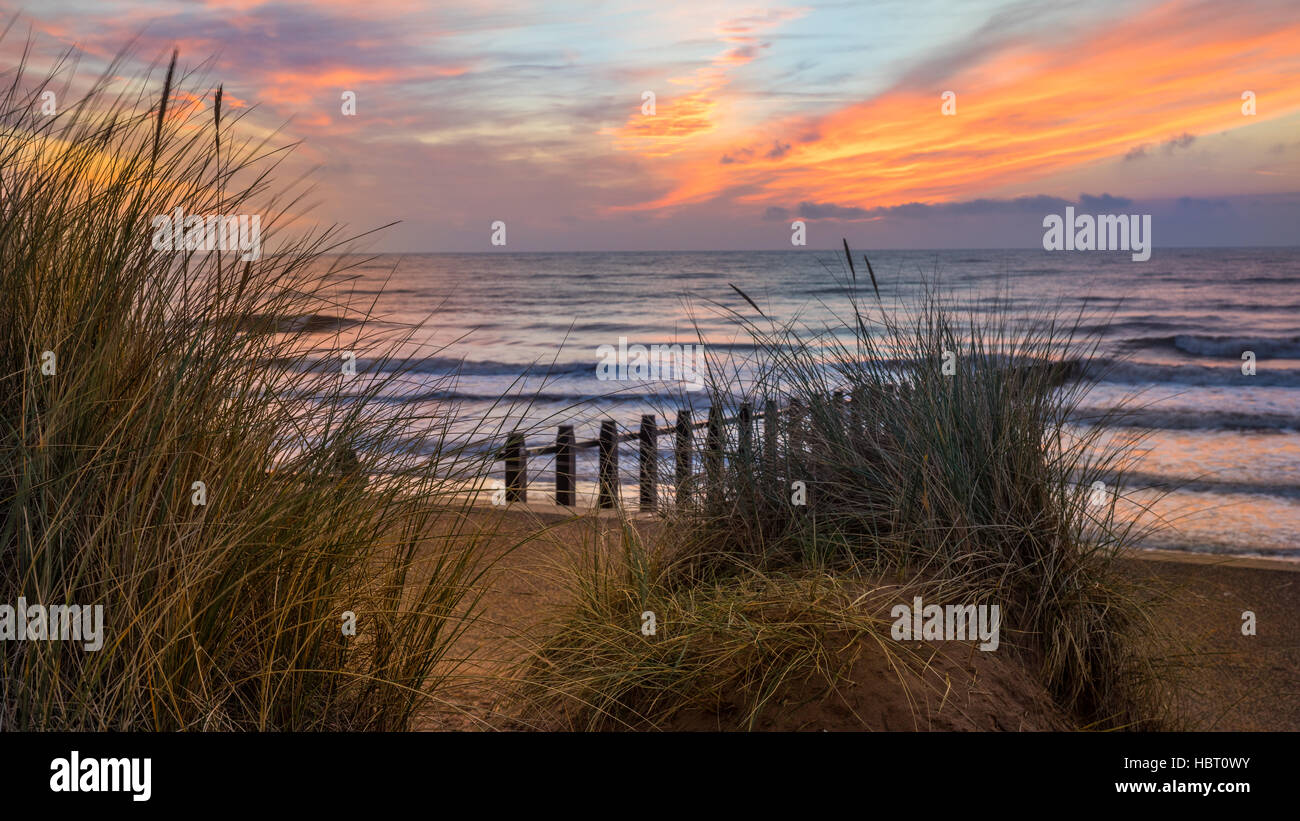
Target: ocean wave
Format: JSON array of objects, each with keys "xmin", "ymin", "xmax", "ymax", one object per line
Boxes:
[
  {"xmin": 1175, "ymin": 334, "xmax": 1300, "ymax": 358},
  {"xmin": 236, "ymin": 312, "xmax": 363, "ymax": 334},
  {"xmin": 370, "ymin": 390, "xmax": 700, "ymax": 404},
  {"xmin": 281, "ymin": 355, "xmax": 593, "ymax": 377},
  {"xmin": 1078, "ymin": 321, "xmax": 1190, "ymax": 337},
  {"xmin": 1132, "ymin": 540, "xmax": 1300, "ymax": 560},
  {"xmin": 1121, "ymin": 333, "xmax": 1300, "ymax": 359},
  {"xmin": 1071, "ymin": 407, "xmax": 1300, "ymax": 431},
  {"xmin": 1087, "ymin": 359, "xmax": 1300, "ymax": 387},
  {"xmin": 396, "ymin": 357, "xmax": 595, "ymax": 377},
  {"xmin": 1117, "ymin": 471, "xmax": 1300, "ymax": 499}
]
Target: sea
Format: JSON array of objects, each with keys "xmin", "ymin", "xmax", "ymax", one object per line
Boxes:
[{"xmin": 297, "ymin": 247, "xmax": 1300, "ymax": 560}]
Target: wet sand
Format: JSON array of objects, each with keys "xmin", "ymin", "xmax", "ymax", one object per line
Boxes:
[{"xmin": 1120, "ymin": 551, "xmax": 1300, "ymax": 731}]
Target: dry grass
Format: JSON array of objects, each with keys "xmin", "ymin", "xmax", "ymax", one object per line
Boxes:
[
  {"xmin": 0, "ymin": 39, "xmax": 516, "ymax": 730},
  {"xmin": 513, "ymin": 245, "xmax": 1175, "ymax": 730}
]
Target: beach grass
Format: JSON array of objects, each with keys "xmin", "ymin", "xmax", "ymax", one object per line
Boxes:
[
  {"xmin": 514, "ymin": 247, "xmax": 1175, "ymax": 730},
  {"xmin": 0, "ymin": 42, "xmax": 516, "ymax": 730}
]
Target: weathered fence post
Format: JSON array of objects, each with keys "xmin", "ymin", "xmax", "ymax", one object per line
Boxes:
[
  {"xmin": 504, "ymin": 431, "xmax": 526, "ymax": 503},
  {"xmin": 675, "ymin": 409, "xmax": 692, "ymax": 507},
  {"xmin": 787, "ymin": 397, "xmax": 805, "ymax": 492},
  {"xmin": 738, "ymin": 401, "xmax": 752, "ymax": 466},
  {"xmin": 850, "ymin": 386, "xmax": 866, "ymax": 448},
  {"xmin": 555, "ymin": 425, "xmax": 575, "ymax": 507},
  {"xmin": 639, "ymin": 414, "xmax": 657, "ymax": 512},
  {"xmin": 737, "ymin": 401, "xmax": 754, "ymax": 510},
  {"xmin": 706, "ymin": 404, "xmax": 723, "ymax": 507},
  {"xmin": 787, "ymin": 397, "xmax": 804, "ymax": 457},
  {"xmin": 764, "ymin": 396, "xmax": 779, "ymax": 489},
  {"xmin": 598, "ymin": 419, "xmax": 618, "ymax": 509}
]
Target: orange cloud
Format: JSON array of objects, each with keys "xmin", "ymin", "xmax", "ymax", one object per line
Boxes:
[
  {"xmin": 608, "ymin": 7, "xmax": 807, "ymax": 156},
  {"xmin": 259, "ymin": 67, "xmax": 404, "ymax": 107},
  {"xmin": 253, "ymin": 64, "xmax": 469, "ymax": 117},
  {"xmin": 620, "ymin": 0, "xmax": 1300, "ymax": 213}
]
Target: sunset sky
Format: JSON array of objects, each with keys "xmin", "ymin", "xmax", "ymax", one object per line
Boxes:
[{"xmin": 4, "ymin": 0, "xmax": 1299, "ymax": 250}]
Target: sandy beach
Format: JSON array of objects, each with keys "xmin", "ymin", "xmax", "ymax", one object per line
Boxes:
[
  {"xmin": 1119, "ymin": 551, "xmax": 1300, "ymax": 731},
  {"xmin": 420, "ymin": 507, "xmax": 1300, "ymax": 731}
]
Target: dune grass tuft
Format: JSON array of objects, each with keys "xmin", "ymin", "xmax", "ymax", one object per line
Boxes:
[
  {"xmin": 517, "ymin": 245, "xmax": 1173, "ymax": 730},
  {"xmin": 0, "ymin": 41, "xmax": 506, "ymax": 730}
]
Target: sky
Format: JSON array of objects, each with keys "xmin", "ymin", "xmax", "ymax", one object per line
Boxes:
[{"xmin": 3, "ymin": 0, "xmax": 1299, "ymax": 251}]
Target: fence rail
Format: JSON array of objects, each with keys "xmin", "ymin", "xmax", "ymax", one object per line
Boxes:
[{"xmin": 494, "ymin": 388, "xmax": 880, "ymax": 510}]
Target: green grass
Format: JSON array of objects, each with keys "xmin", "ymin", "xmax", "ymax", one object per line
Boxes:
[
  {"xmin": 517, "ymin": 245, "xmax": 1173, "ymax": 730},
  {"xmin": 0, "ymin": 41, "xmax": 511, "ymax": 730}
]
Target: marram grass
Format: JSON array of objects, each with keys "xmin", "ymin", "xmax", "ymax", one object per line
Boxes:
[
  {"xmin": 0, "ymin": 41, "xmax": 513, "ymax": 730},
  {"xmin": 517, "ymin": 247, "xmax": 1175, "ymax": 731}
]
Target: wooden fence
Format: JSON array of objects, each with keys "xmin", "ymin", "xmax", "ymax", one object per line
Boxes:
[{"xmin": 494, "ymin": 389, "xmax": 866, "ymax": 511}]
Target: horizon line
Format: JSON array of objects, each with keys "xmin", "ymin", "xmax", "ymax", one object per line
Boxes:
[{"xmin": 339, "ymin": 243, "xmax": 1300, "ymax": 255}]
